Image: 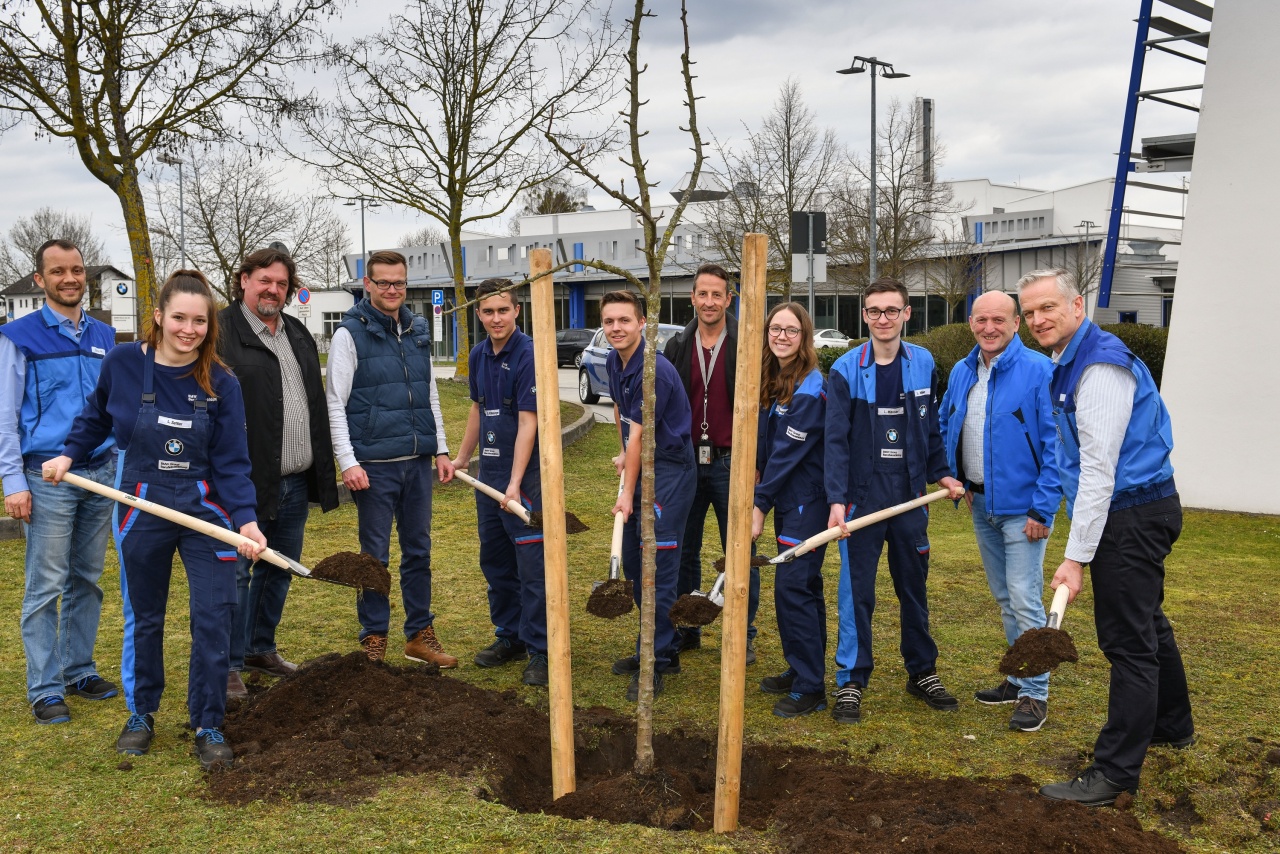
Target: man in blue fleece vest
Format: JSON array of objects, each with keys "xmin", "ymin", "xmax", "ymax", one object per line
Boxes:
[
  {"xmin": 824, "ymin": 278, "xmax": 964, "ymax": 724},
  {"xmin": 1020, "ymin": 269, "xmax": 1192, "ymax": 807}
]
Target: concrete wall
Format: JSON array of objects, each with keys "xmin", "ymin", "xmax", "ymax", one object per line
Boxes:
[{"xmin": 1162, "ymin": 0, "xmax": 1280, "ymax": 514}]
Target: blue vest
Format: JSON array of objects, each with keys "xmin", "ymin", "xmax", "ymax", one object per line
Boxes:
[
  {"xmin": 340, "ymin": 299, "xmax": 438, "ymax": 461},
  {"xmin": 1049, "ymin": 318, "xmax": 1174, "ymax": 516},
  {"xmin": 0, "ymin": 306, "xmax": 116, "ymax": 465}
]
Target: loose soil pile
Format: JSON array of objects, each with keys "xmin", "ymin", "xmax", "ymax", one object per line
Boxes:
[
  {"xmin": 310, "ymin": 551, "xmax": 392, "ymax": 596},
  {"xmin": 1000, "ymin": 627, "xmax": 1080, "ymax": 678},
  {"xmin": 668, "ymin": 593, "xmax": 723, "ymax": 627},
  {"xmin": 212, "ymin": 653, "xmax": 1182, "ymax": 852},
  {"xmin": 585, "ymin": 577, "xmax": 634, "ymax": 619}
]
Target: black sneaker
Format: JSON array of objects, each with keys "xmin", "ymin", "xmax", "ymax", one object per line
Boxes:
[
  {"xmin": 32, "ymin": 696, "xmax": 70, "ymax": 725},
  {"xmin": 1039, "ymin": 766, "xmax": 1130, "ymax": 806},
  {"xmin": 1150, "ymin": 732, "xmax": 1196, "ymax": 749},
  {"xmin": 522, "ymin": 653, "xmax": 549, "ymax": 687},
  {"xmin": 626, "ymin": 669, "xmax": 664, "ymax": 702},
  {"xmin": 674, "ymin": 628, "xmax": 701, "ymax": 652},
  {"xmin": 773, "ymin": 691, "xmax": 827, "ymax": 718},
  {"xmin": 474, "ymin": 637, "xmax": 527, "ymax": 668},
  {"xmin": 745, "ymin": 637, "xmax": 757, "ymax": 667},
  {"xmin": 832, "ymin": 684, "xmax": 863, "ymax": 724},
  {"xmin": 1009, "ymin": 696, "xmax": 1048, "ymax": 732},
  {"xmin": 612, "ymin": 653, "xmax": 680, "ymax": 676},
  {"xmin": 974, "ymin": 679, "xmax": 1020, "ymax": 705},
  {"xmin": 67, "ymin": 674, "xmax": 119, "ymax": 700},
  {"xmin": 906, "ymin": 670, "xmax": 959, "ymax": 711},
  {"xmin": 194, "ymin": 728, "xmax": 234, "ymax": 770},
  {"xmin": 117, "ymin": 713, "xmax": 154, "ymax": 755},
  {"xmin": 759, "ymin": 668, "xmax": 796, "ymax": 695}
]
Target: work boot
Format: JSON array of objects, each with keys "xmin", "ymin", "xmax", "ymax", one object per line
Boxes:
[
  {"xmin": 360, "ymin": 633, "xmax": 388, "ymax": 663},
  {"xmin": 194, "ymin": 728, "xmax": 234, "ymax": 771},
  {"xmin": 612, "ymin": 653, "xmax": 680, "ymax": 676},
  {"xmin": 759, "ymin": 667, "xmax": 796, "ymax": 695},
  {"xmin": 1039, "ymin": 766, "xmax": 1130, "ymax": 806},
  {"xmin": 116, "ymin": 713, "xmax": 155, "ymax": 755},
  {"xmin": 405, "ymin": 626, "xmax": 458, "ymax": 668},
  {"xmin": 832, "ymin": 684, "xmax": 863, "ymax": 724},
  {"xmin": 474, "ymin": 637, "xmax": 526, "ymax": 668},
  {"xmin": 626, "ymin": 669, "xmax": 664, "ymax": 702},
  {"xmin": 1009, "ymin": 696, "xmax": 1048, "ymax": 732},
  {"xmin": 974, "ymin": 679, "xmax": 1020, "ymax": 705},
  {"xmin": 906, "ymin": 670, "xmax": 959, "ymax": 711},
  {"xmin": 745, "ymin": 637, "xmax": 757, "ymax": 666},
  {"xmin": 243, "ymin": 652, "xmax": 298, "ymax": 678},
  {"xmin": 32, "ymin": 696, "xmax": 71, "ymax": 725},
  {"xmin": 1149, "ymin": 732, "xmax": 1197, "ymax": 749},
  {"xmin": 674, "ymin": 628, "xmax": 701, "ymax": 652},
  {"xmin": 773, "ymin": 691, "xmax": 827, "ymax": 718},
  {"xmin": 226, "ymin": 671, "xmax": 248, "ymax": 700},
  {"xmin": 67, "ymin": 674, "xmax": 119, "ymax": 700},
  {"xmin": 522, "ymin": 653, "xmax": 549, "ymax": 687}
]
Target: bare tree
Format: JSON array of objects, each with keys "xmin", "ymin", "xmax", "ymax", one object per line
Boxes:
[
  {"xmin": 699, "ymin": 79, "xmax": 844, "ymax": 298},
  {"xmin": 545, "ymin": 0, "xmax": 703, "ymax": 775},
  {"xmin": 1066, "ymin": 239, "xmax": 1104, "ymax": 315},
  {"xmin": 922, "ymin": 225, "xmax": 982, "ymax": 323},
  {"xmin": 150, "ymin": 151, "xmax": 349, "ymax": 300},
  {"xmin": 297, "ymin": 0, "xmax": 620, "ymax": 376},
  {"xmin": 398, "ymin": 225, "xmax": 448, "ymax": 249},
  {"xmin": 0, "ymin": 0, "xmax": 337, "ymax": 321},
  {"xmin": 0, "ymin": 208, "xmax": 110, "ymax": 284}
]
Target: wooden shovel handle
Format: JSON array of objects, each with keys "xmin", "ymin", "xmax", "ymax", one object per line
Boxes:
[
  {"xmin": 608, "ymin": 473, "xmax": 626, "ymax": 580},
  {"xmin": 55, "ymin": 470, "xmax": 297, "ymax": 574},
  {"xmin": 778, "ymin": 488, "xmax": 961, "ymax": 562},
  {"xmin": 453, "ymin": 469, "xmax": 533, "ymax": 524},
  {"xmin": 1047, "ymin": 583, "xmax": 1070, "ymax": 630}
]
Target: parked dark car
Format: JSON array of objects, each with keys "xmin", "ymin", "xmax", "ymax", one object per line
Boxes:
[
  {"xmin": 555, "ymin": 327, "xmax": 597, "ymax": 368},
  {"xmin": 578, "ymin": 323, "xmax": 682, "ymax": 405}
]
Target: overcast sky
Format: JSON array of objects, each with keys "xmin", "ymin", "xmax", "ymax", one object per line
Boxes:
[{"xmin": 0, "ymin": 0, "xmax": 1207, "ymax": 277}]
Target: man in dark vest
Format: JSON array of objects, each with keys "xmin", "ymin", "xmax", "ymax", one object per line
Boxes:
[
  {"xmin": 217, "ymin": 247, "xmax": 339, "ymax": 699},
  {"xmin": 325, "ymin": 249, "xmax": 457, "ymax": 667}
]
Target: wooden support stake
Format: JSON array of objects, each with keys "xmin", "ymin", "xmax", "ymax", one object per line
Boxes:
[
  {"xmin": 529, "ymin": 247, "xmax": 576, "ymax": 798},
  {"xmin": 714, "ymin": 233, "xmax": 766, "ymax": 833}
]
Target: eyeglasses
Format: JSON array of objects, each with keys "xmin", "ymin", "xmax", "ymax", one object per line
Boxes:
[
  {"xmin": 863, "ymin": 306, "xmax": 904, "ymax": 320},
  {"xmin": 767, "ymin": 325, "xmax": 802, "ymax": 339},
  {"xmin": 370, "ymin": 279, "xmax": 408, "ymax": 291}
]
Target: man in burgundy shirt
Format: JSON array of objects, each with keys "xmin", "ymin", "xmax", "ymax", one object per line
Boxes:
[{"xmin": 663, "ymin": 263, "xmax": 759, "ymax": 664}]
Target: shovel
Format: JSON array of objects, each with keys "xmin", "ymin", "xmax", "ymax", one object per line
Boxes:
[
  {"xmin": 668, "ymin": 564, "xmax": 726, "ymax": 627},
  {"xmin": 999, "ymin": 583, "xmax": 1079, "ymax": 678},
  {"xmin": 453, "ymin": 469, "xmax": 589, "ymax": 533},
  {"xmin": 585, "ymin": 473, "xmax": 633, "ymax": 619},
  {"xmin": 53, "ymin": 470, "xmax": 356, "ymax": 589},
  {"xmin": 766, "ymin": 489, "xmax": 959, "ymax": 565}
]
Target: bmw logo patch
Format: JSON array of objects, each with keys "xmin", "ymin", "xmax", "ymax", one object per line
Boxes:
[
  {"xmin": 918, "ymin": 404, "xmax": 928, "ymax": 418},
  {"xmin": 486, "ymin": 430, "xmax": 496, "ymax": 444},
  {"xmin": 886, "ymin": 428, "xmax": 899, "ymax": 444},
  {"xmin": 115, "ymin": 282, "xmax": 128, "ymax": 295},
  {"xmin": 165, "ymin": 438, "xmax": 184, "ymax": 455}
]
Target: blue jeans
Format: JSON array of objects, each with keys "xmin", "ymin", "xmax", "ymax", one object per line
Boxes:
[
  {"xmin": 20, "ymin": 456, "xmax": 116, "ymax": 705},
  {"xmin": 230, "ymin": 473, "xmax": 309, "ymax": 669},
  {"xmin": 970, "ymin": 502, "xmax": 1050, "ymax": 701},
  {"xmin": 351, "ymin": 456, "xmax": 435, "ymax": 640},
  {"xmin": 676, "ymin": 455, "xmax": 759, "ymax": 640}
]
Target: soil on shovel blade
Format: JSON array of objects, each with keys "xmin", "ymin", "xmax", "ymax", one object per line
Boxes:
[
  {"xmin": 1000, "ymin": 627, "xmax": 1080, "ymax": 678},
  {"xmin": 586, "ymin": 577, "xmax": 634, "ymax": 619},
  {"xmin": 526, "ymin": 509, "xmax": 591, "ymax": 534},
  {"xmin": 310, "ymin": 551, "xmax": 392, "ymax": 597},
  {"xmin": 668, "ymin": 593, "xmax": 722, "ymax": 627},
  {"xmin": 210, "ymin": 653, "xmax": 1181, "ymax": 853}
]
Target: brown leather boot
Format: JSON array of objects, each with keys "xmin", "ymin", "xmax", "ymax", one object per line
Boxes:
[
  {"xmin": 360, "ymin": 634, "xmax": 388, "ymax": 663},
  {"xmin": 405, "ymin": 626, "xmax": 458, "ymax": 668},
  {"xmin": 226, "ymin": 671, "xmax": 248, "ymax": 700}
]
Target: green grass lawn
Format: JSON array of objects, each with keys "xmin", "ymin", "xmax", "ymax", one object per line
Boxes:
[{"xmin": 1, "ymin": 379, "xmax": 1276, "ymax": 851}]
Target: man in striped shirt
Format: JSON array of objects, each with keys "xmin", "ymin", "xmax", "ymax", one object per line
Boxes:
[{"xmin": 1019, "ymin": 268, "xmax": 1193, "ymax": 807}]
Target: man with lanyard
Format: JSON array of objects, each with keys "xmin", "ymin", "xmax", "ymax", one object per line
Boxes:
[
  {"xmin": 326, "ymin": 249, "xmax": 457, "ymax": 667},
  {"xmin": 604, "ymin": 290, "xmax": 697, "ymax": 702},
  {"xmin": 1019, "ymin": 269, "xmax": 1193, "ymax": 807},
  {"xmin": 824, "ymin": 277, "xmax": 964, "ymax": 724},
  {"xmin": 663, "ymin": 263, "xmax": 759, "ymax": 664},
  {"xmin": 218, "ymin": 248, "xmax": 339, "ymax": 699},
  {"xmin": 1, "ymin": 239, "xmax": 119, "ymax": 725},
  {"xmin": 450, "ymin": 278, "xmax": 548, "ymax": 687},
  {"xmin": 939, "ymin": 290, "xmax": 1060, "ymax": 732}
]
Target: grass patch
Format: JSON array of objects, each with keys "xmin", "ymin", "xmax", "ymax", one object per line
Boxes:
[{"xmin": 0, "ymin": 394, "xmax": 1276, "ymax": 851}]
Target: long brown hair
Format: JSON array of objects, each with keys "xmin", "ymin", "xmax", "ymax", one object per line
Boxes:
[
  {"xmin": 760, "ymin": 302, "xmax": 818, "ymax": 408},
  {"xmin": 144, "ymin": 269, "xmax": 226, "ymax": 398}
]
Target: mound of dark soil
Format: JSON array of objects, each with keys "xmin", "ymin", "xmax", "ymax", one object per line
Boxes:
[
  {"xmin": 1000, "ymin": 627, "xmax": 1080, "ymax": 678},
  {"xmin": 311, "ymin": 551, "xmax": 392, "ymax": 596},
  {"xmin": 211, "ymin": 652, "xmax": 1182, "ymax": 852}
]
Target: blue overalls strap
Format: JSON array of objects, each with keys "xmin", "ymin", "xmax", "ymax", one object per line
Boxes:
[{"xmin": 141, "ymin": 347, "xmax": 205, "ymax": 411}]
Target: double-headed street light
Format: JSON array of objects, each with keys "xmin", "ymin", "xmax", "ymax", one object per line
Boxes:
[
  {"xmin": 156, "ymin": 153, "xmax": 186, "ymax": 268},
  {"xmin": 343, "ymin": 196, "xmax": 383, "ymax": 277},
  {"xmin": 837, "ymin": 56, "xmax": 910, "ymax": 283}
]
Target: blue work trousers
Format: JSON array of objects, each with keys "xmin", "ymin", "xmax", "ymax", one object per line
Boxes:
[
  {"xmin": 477, "ymin": 478, "xmax": 547, "ymax": 655},
  {"xmin": 771, "ymin": 503, "xmax": 828, "ymax": 695}
]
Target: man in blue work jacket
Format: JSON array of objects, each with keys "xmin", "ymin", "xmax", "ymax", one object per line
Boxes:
[
  {"xmin": 824, "ymin": 278, "xmax": 964, "ymax": 724},
  {"xmin": 940, "ymin": 290, "xmax": 1060, "ymax": 733},
  {"xmin": 1020, "ymin": 269, "xmax": 1192, "ymax": 807}
]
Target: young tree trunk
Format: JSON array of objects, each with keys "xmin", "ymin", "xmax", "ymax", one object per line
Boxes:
[
  {"xmin": 117, "ymin": 168, "xmax": 159, "ymax": 325},
  {"xmin": 449, "ymin": 230, "xmax": 471, "ymax": 378}
]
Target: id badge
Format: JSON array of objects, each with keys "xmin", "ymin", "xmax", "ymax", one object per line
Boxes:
[{"xmin": 698, "ymin": 443, "xmax": 712, "ymax": 465}]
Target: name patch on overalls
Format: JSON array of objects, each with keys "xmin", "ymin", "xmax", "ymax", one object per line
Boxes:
[
  {"xmin": 159, "ymin": 460, "xmax": 191, "ymax": 470},
  {"xmin": 159, "ymin": 416, "xmax": 191, "ymax": 429}
]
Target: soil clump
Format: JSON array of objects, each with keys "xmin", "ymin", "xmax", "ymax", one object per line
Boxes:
[
  {"xmin": 668, "ymin": 593, "xmax": 723, "ymax": 627},
  {"xmin": 211, "ymin": 652, "xmax": 1182, "ymax": 852},
  {"xmin": 585, "ymin": 577, "xmax": 634, "ymax": 618},
  {"xmin": 526, "ymin": 509, "xmax": 590, "ymax": 534},
  {"xmin": 311, "ymin": 551, "xmax": 392, "ymax": 596},
  {"xmin": 1000, "ymin": 627, "xmax": 1080, "ymax": 678}
]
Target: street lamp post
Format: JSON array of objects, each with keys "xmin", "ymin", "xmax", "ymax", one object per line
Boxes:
[
  {"xmin": 837, "ymin": 56, "xmax": 910, "ymax": 284},
  {"xmin": 343, "ymin": 196, "xmax": 382, "ymax": 277},
  {"xmin": 156, "ymin": 153, "xmax": 186, "ymax": 267}
]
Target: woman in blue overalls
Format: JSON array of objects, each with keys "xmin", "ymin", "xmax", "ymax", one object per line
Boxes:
[
  {"xmin": 752, "ymin": 303, "xmax": 829, "ymax": 718},
  {"xmin": 45, "ymin": 271, "xmax": 264, "ymax": 770}
]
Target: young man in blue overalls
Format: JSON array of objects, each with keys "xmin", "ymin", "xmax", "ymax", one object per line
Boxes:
[
  {"xmin": 824, "ymin": 278, "xmax": 964, "ymax": 724},
  {"xmin": 601, "ymin": 290, "xmax": 696, "ymax": 702},
  {"xmin": 451, "ymin": 279, "xmax": 548, "ymax": 687}
]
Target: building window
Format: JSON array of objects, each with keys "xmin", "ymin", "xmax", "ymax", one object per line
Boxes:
[{"xmin": 323, "ymin": 312, "xmax": 343, "ymax": 338}]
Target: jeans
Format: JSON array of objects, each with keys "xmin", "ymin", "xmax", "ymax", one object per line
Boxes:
[
  {"xmin": 20, "ymin": 456, "xmax": 116, "ymax": 705},
  {"xmin": 230, "ymin": 473, "xmax": 309, "ymax": 669},
  {"xmin": 351, "ymin": 456, "xmax": 435, "ymax": 640},
  {"xmin": 676, "ymin": 455, "xmax": 759, "ymax": 640},
  {"xmin": 970, "ymin": 502, "xmax": 1050, "ymax": 701}
]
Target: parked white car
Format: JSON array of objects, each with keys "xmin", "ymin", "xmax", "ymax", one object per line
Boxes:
[{"xmin": 814, "ymin": 328, "xmax": 852, "ymax": 349}]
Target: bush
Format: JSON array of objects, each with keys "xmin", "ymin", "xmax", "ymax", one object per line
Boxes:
[
  {"xmin": 817, "ymin": 339, "xmax": 864, "ymax": 374},
  {"xmin": 905, "ymin": 324, "xmax": 980, "ymax": 398},
  {"xmin": 1099, "ymin": 323, "xmax": 1168, "ymax": 388}
]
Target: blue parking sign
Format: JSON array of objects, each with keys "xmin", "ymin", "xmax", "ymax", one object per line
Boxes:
[{"xmin": 432, "ymin": 290, "xmax": 444, "ymax": 306}]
